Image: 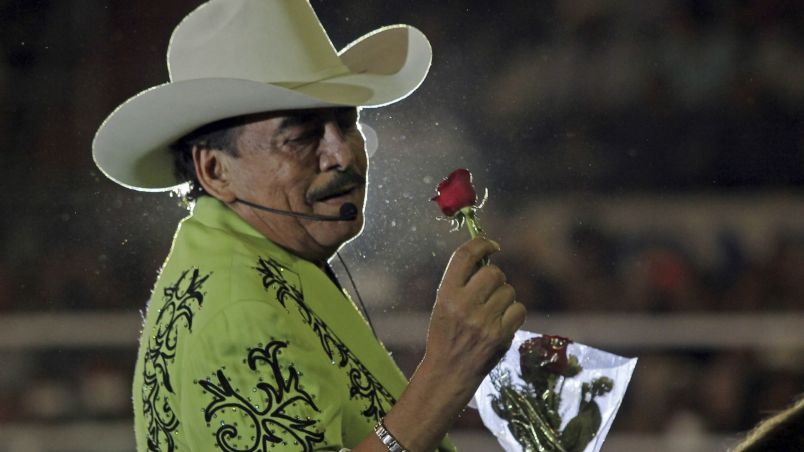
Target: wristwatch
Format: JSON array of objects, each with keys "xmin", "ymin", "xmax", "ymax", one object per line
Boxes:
[{"xmin": 374, "ymin": 420, "xmax": 409, "ymax": 452}]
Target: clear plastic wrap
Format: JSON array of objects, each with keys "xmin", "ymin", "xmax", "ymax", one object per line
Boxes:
[{"xmin": 471, "ymin": 330, "xmax": 638, "ymax": 452}]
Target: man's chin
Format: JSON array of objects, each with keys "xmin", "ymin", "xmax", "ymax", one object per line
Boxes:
[{"xmin": 309, "ymin": 215, "xmax": 364, "ymax": 250}]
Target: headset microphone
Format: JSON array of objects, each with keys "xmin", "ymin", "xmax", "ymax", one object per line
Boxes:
[
  {"xmin": 234, "ymin": 198, "xmax": 373, "ymax": 336},
  {"xmin": 234, "ymin": 198, "xmax": 358, "ymax": 221}
]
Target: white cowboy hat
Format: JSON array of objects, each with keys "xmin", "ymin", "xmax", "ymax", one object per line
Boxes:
[{"xmin": 93, "ymin": 0, "xmax": 431, "ymax": 191}]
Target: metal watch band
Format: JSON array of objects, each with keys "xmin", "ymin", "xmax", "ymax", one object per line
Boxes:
[{"xmin": 374, "ymin": 420, "xmax": 409, "ymax": 452}]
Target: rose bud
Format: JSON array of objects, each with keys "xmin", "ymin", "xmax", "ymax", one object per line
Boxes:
[
  {"xmin": 519, "ymin": 335, "xmax": 575, "ymax": 377},
  {"xmin": 431, "ymin": 168, "xmax": 477, "ymax": 216}
]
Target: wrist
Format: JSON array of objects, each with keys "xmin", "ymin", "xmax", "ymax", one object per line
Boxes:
[
  {"xmin": 374, "ymin": 419, "xmax": 409, "ymax": 452},
  {"xmin": 377, "ymin": 358, "xmax": 477, "ymax": 451},
  {"xmin": 417, "ymin": 353, "xmax": 483, "ymax": 400}
]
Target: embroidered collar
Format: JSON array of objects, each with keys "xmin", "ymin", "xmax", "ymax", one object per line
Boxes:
[
  {"xmin": 189, "ymin": 197, "xmax": 301, "ymax": 262},
  {"xmin": 189, "ymin": 197, "xmax": 343, "ymax": 288}
]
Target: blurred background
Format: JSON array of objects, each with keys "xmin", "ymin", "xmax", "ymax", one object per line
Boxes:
[{"xmin": 1, "ymin": 0, "xmax": 802, "ymax": 451}]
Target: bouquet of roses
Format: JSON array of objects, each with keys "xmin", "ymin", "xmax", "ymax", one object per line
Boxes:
[
  {"xmin": 432, "ymin": 169, "xmax": 638, "ymax": 452},
  {"xmin": 474, "ymin": 331, "xmax": 637, "ymax": 452}
]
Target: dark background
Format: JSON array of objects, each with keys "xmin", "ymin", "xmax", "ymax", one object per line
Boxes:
[{"xmin": 1, "ymin": 0, "xmax": 802, "ymax": 450}]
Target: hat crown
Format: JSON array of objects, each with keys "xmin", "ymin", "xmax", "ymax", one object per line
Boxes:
[{"xmin": 168, "ymin": 0, "xmax": 348, "ymax": 84}]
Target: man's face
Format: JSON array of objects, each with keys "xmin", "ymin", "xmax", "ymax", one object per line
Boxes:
[{"xmin": 224, "ymin": 107, "xmax": 368, "ymax": 262}]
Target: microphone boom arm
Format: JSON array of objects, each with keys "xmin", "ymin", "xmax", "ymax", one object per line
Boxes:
[{"xmin": 235, "ymin": 198, "xmax": 358, "ymax": 222}]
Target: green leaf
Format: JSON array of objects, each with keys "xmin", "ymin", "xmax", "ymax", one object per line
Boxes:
[
  {"xmin": 560, "ymin": 401, "xmax": 602, "ymax": 452},
  {"xmin": 590, "ymin": 376, "xmax": 614, "ymax": 398},
  {"xmin": 565, "ymin": 355, "xmax": 582, "ymax": 377}
]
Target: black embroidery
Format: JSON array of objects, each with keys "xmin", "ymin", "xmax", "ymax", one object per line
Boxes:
[
  {"xmin": 142, "ymin": 268, "xmax": 209, "ymax": 452},
  {"xmin": 199, "ymin": 340, "xmax": 325, "ymax": 452},
  {"xmin": 255, "ymin": 257, "xmax": 396, "ymax": 421}
]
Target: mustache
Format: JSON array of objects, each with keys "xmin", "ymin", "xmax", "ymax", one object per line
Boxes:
[{"xmin": 306, "ymin": 167, "xmax": 366, "ymax": 204}]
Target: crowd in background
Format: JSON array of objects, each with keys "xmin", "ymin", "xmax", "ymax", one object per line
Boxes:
[{"xmin": 1, "ymin": 0, "xmax": 802, "ymax": 448}]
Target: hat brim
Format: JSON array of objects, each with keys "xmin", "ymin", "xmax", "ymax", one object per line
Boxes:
[{"xmin": 93, "ymin": 25, "xmax": 431, "ymax": 191}]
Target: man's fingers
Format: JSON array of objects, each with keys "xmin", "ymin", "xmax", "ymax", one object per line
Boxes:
[
  {"xmin": 483, "ymin": 283, "xmax": 516, "ymax": 316},
  {"xmin": 465, "ymin": 264, "xmax": 506, "ymax": 302},
  {"xmin": 500, "ymin": 301, "xmax": 527, "ymax": 336},
  {"xmin": 442, "ymin": 238, "xmax": 501, "ymax": 287}
]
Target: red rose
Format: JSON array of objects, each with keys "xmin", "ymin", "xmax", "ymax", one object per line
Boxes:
[
  {"xmin": 431, "ymin": 168, "xmax": 477, "ymax": 216},
  {"xmin": 519, "ymin": 335, "xmax": 574, "ymax": 376}
]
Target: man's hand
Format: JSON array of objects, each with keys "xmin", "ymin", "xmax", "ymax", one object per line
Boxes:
[
  {"xmin": 354, "ymin": 238, "xmax": 527, "ymax": 452},
  {"xmin": 423, "ymin": 237, "xmax": 527, "ymax": 386}
]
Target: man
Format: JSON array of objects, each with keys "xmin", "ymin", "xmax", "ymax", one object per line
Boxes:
[{"xmin": 93, "ymin": 1, "xmax": 525, "ymax": 451}]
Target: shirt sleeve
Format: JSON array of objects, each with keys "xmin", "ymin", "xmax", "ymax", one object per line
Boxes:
[{"xmin": 178, "ymin": 299, "xmax": 348, "ymax": 451}]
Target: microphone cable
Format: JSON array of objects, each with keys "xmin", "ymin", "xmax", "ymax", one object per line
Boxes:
[
  {"xmin": 233, "ymin": 197, "xmax": 376, "ymax": 338},
  {"xmin": 235, "ymin": 198, "xmax": 358, "ymax": 221},
  {"xmin": 336, "ymin": 251, "xmax": 378, "ymax": 340}
]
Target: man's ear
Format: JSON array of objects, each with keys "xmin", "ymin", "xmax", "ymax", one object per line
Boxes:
[{"xmin": 192, "ymin": 147, "xmax": 237, "ymax": 203}]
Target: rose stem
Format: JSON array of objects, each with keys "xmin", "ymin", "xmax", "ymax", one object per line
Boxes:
[
  {"xmin": 460, "ymin": 207, "xmax": 483, "ymax": 238},
  {"xmin": 460, "ymin": 207, "xmax": 489, "ymax": 265}
]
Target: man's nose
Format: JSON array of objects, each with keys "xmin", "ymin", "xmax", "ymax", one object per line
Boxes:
[{"xmin": 318, "ymin": 121, "xmax": 357, "ymax": 172}]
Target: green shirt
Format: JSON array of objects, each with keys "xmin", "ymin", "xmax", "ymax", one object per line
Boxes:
[{"xmin": 132, "ymin": 197, "xmax": 456, "ymax": 451}]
